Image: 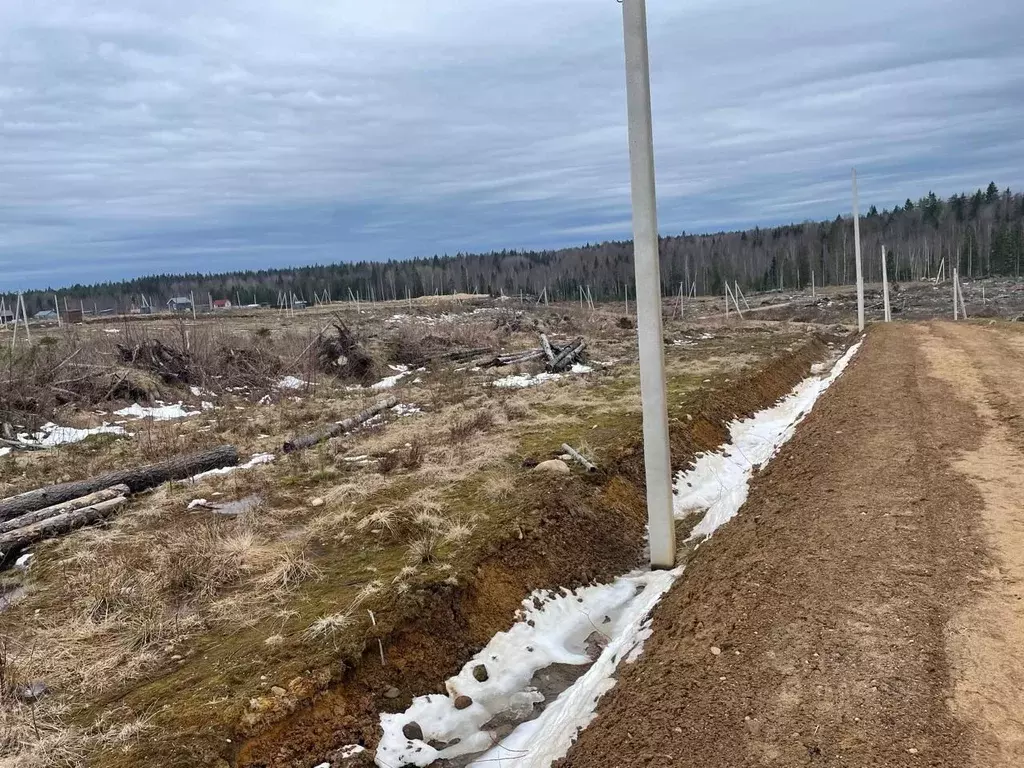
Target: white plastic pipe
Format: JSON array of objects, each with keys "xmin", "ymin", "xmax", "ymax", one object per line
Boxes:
[
  {"xmin": 621, "ymin": 0, "xmax": 675, "ymax": 568},
  {"xmin": 852, "ymin": 169, "xmax": 865, "ymax": 331}
]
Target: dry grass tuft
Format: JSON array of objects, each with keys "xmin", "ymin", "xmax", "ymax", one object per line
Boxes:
[
  {"xmin": 405, "ymin": 535, "xmax": 442, "ymax": 566},
  {"xmin": 447, "ymin": 409, "xmax": 495, "ymax": 444},
  {"xmin": 257, "ymin": 546, "xmax": 322, "ymax": 591}
]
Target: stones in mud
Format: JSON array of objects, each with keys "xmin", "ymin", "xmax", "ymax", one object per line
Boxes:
[
  {"xmin": 270, "ymin": 686, "xmax": 288, "ymax": 697},
  {"xmin": 383, "ymin": 686, "xmax": 401, "ymax": 699},
  {"xmin": 585, "ymin": 631, "xmax": 609, "ymax": 661},
  {"xmin": 472, "ymin": 664, "xmax": 489, "ymax": 682},
  {"xmin": 454, "ymin": 695, "xmax": 473, "ymax": 710},
  {"xmin": 532, "ymin": 459, "xmax": 570, "ymax": 474},
  {"xmin": 402, "ymin": 721, "xmax": 424, "ymax": 741},
  {"xmin": 710, "ymin": 646, "xmax": 722, "ymax": 656}
]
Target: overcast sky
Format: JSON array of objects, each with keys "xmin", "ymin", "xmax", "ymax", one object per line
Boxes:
[{"xmin": 1, "ymin": 0, "xmax": 1022, "ymax": 289}]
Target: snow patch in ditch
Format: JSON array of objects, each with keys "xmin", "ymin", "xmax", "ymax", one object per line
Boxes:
[
  {"xmin": 677, "ymin": 340, "xmax": 861, "ymax": 541},
  {"xmin": 373, "ymin": 340, "xmax": 862, "ymax": 768},
  {"xmin": 375, "ymin": 570, "xmax": 678, "ymax": 768}
]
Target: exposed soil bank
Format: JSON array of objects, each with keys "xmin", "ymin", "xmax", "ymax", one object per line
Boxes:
[
  {"xmin": 558, "ymin": 323, "xmax": 988, "ymax": 768},
  {"xmin": 235, "ymin": 336, "xmax": 835, "ymax": 767}
]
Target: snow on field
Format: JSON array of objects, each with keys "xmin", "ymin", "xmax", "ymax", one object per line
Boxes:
[
  {"xmin": 18, "ymin": 423, "xmax": 126, "ymax": 447},
  {"xmin": 0, "ymin": 447, "xmax": 10, "ymax": 457},
  {"xmin": 371, "ymin": 365, "xmax": 412, "ymax": 391},
  {"xmin": 374, "ymin": 340, "xmax": 863, "ymax": 768},
  {"xmin": 114, "ymin": 402, "xmax": 202, "ymax": 420},
  {"xmin": 189, "ymin": 453, "xmax": 275, "ymax": 482},
  {"xmin": 677, "ymin": 340, "xmax": 862, "ymax": 541},
  {"xmin": 492, "ymin": 365, "xmax": 593, "ymax": 388},
  {"xmin": 392, "ymin": 403, "xmax": 423, "ymax": 417},
  {"xmin": 492, "ymin": 372, "xmax": 563, "ymax": 389},
  {"xmin": 276, "ymin": 376, "xmax": 308, "ymax": 390},
  {"xmin": 375, "ymin": 569, "xmax": 678, "ymax": 768}
]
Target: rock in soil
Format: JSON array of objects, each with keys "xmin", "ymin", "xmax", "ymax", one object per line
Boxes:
[
  {"xmin": 533, "ymin": 459, "xmax": 570, "ymax": 474},
  {"xmin": 383, "ymin": 686, "xmax": 401, "ymax": 699}
]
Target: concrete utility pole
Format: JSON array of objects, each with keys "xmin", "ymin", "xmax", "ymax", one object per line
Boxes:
[
  {"xmin": 881, "ymin": 245, "xmax": 891, "ymax": 322},
  {"xmin": 621, "ymin": 0, "xmax": 674, "ymax": 568},
  {"xmin": 852, "ymin": 169, "xmax": 865, "ymax": 331}
]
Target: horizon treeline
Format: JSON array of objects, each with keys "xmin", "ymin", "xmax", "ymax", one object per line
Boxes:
[{"xmin": 5, "ymin": 182, "xmax": 1023, "ymax": 316}]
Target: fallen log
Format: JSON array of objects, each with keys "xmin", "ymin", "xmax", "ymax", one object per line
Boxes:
[
  {"xmin": 0, "ymin": 438, "xmax": 48, "ymax": 453},
  {"xmin": 549, "ymin": 339, "xmax": 586, "ymax": 372},
  {"xmin": 0, "ymin": 496, "xmax": 128, "ymax": 561},
  {"xmin": 0, "ymin": 485, "xmax": 130, "ymax": 535},
  {"xmin": 540, "ymin": 334, "xmax": 556, "ymax": 365},
  {"xmin": 0, "ymin": 446, "xmax": 238, "ymax": 523},
  {"xmin": 562, "ymin": 444, "xmax": 598, "ymax": 473},
  {"xmin": 283, "ymin": 397, "xmax": 398, "ymax": 453}
]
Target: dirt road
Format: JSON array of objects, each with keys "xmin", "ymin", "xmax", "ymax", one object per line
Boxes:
[{"xmin": 559, "ymin": 322, "xmax": 1024, "ymax": 768}]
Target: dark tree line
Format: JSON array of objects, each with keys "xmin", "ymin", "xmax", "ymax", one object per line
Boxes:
[{"xmin": 6, "ymin": 182, "xmax": 1023, "ymax": 316}]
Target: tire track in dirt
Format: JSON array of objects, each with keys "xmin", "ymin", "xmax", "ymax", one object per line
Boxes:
[
  {"xmin": 922, "ymin": 322, "xmax": 1024, "ymax": 767},
  {"xmin": 557, "ymin": 324, "xmax": 988, "ymax": 768}
]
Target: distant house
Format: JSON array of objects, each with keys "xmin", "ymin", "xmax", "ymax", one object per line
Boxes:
[
  {"xmin": 0, "ymin": 309, "xmax": 14, "ymax": 324},
  {"xmin": 66, "ymin": 308, "xmax": 84, "ymax": 324},
  {"xmin": 212, "ymin": 299, "xmax": 232, "ymax": 310},
  {"xmin": 167, "ymin": 297, "xmax": 193, "ymax": 312},
  {"xmin": 33, "ymin": 309, "xmax": 58, "ymax": 321},
  {"xmin": 292, "ymin": 300, "xmax": 308, "ymax": 310}
]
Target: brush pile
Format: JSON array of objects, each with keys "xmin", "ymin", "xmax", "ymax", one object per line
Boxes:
[{"xmin": 315, "ymin": 321, "xmax": 378, "ymax": 383}]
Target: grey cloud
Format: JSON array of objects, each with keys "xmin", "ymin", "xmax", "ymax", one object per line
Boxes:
[{"xmin": 1, "ymin": 0, "xmax": 1023, "ymax": 287}]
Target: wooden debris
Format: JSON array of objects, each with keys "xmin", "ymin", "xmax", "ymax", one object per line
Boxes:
[
  {"xmin": 549, "ymin": 338, "xmax": 586, "ymax": 372},
  {"xmin": 0, "ymin": 485, "xmax": 130, "ymax": 535},
  {"xmin": 540, "ymin": 334, "xmax": 556, "ymax": 365},
  {"xmin": 283, "ymin": 397, "xmax": 398, "ymax": 453},
  {"xmin": 0, "ymin": 446, "xmax": 239, "ymax": 522},
  {"xmin": 0, "ymin": 496, "xmax": 128, "ymax": 561},
  {"xmin": 562, "ymin": 444, "xmax": 598, "ymax": 473}
]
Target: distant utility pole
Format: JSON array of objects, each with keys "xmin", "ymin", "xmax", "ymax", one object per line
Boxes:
[
  {"xmin": 881, "ymin": 245, "xmax": 891, "ymax": 322},
  {"xmin": 852, "ymin": 169, "xmax": 865, "ymax": 331},
  {"xmin": 622, "ymin": 0, "xmax": 674, "ymax": 569}
]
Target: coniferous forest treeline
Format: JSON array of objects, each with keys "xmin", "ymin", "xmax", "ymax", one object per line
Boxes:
[{"xmin": 6, "ymin": 183, "xmax": 1024, "ymax": 315}]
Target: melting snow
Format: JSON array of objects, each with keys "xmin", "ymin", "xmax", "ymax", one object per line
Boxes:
[
  {"xmin": 492, "ymin": 372, "xmax": 563, "ymax": 389},
  {"xmin": 392, "ymin": 403, "xmax": 423, "ymax": 417},
  {"xmin": 0, "ymin": 447, "xmax": 10, "ymax": 458},
  {"xmin": 19, "ymin": 423, "xmax": 126, "ymax": 447},
  {"xmin": 375, "ymin": 340, "xmax": 863, "ymax": 768},
  {"xmin": 276, "ymin": 376, "xmax": 308, "ymax": 390},
  {"xmin": 114, "ymin": 402, "xmax": 201, "ymax": 420},
  {"xmin": 371, "ymin": 365, "xmax": 411, "ymax": 391},
  {"xmin": 375, "ymin": 570, "xmax": 678, "ymax": 768},
  {"xmin": 677, "ymin": 340, "xmax": 861, "ymax": 541},
  {"xmin": 189, "ymin": 453, "xmax": 275, "ymax": 482}
]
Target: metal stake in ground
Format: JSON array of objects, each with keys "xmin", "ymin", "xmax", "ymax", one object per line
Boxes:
[
  {"xmin": 852, "ymin": 168, "xmax": 865, "ymax": 331},
  {"xmin": 621, "ymin": 0, "xmax": 674, "ymax": 569}
]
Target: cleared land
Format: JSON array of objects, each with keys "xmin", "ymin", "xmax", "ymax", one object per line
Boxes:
[
  {"xmin": 0, "ymin": 294, "xmax": 837, "ymax": 767},
  {"xmin": 4, "ymin": 281, "xmax": 1024, "ymax": 768}
]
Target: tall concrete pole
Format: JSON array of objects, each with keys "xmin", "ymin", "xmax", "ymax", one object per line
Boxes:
[
  {"xmin": 621, "ymin": 0, "xmax": 674, "ymax": 568},
  {"xmin": 881, "ymin": 245, "xmax": 891, "ymax": 322},
  {"xmin": 852, "ymin": 169, "xmax": 865, "ymax": 331}
]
